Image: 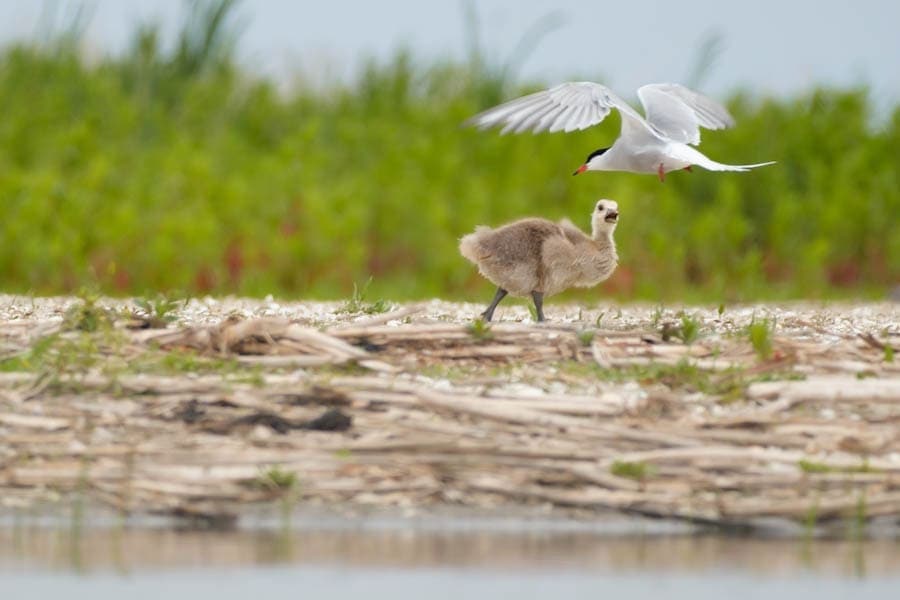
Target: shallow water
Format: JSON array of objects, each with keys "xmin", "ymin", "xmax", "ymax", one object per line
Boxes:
[
  {"xmin": 3, "ymin": 567, "xmax": 900, "ymax": 600},
  {"xmin": 2, "ymin": 521, "xmax": 898, "ymax": 600}
]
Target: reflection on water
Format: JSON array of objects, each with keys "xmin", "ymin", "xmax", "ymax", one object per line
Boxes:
[
  {"xmin": 3, "ymin": 508, "xmax": 900, "ymax": 600},
  {"xmin": 1, "ymin": 523, "xmax": 898, "ymax": 578}
]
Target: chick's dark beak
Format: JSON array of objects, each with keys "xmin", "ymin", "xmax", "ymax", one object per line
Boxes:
[
  {"xmin": 605, "ymin": 210, "xmax": 619, "ymax": 223},
  {"xmin": 573, "ymin": 164, "xmax": 587, "ymax": 176}
]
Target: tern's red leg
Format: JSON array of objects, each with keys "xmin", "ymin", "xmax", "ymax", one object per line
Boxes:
[
  {"xmin": 657, "ymin": 163, "xmax": 666, "ymax": 182},
  {"xmin": 684, "ymin": 165, "xmax": 693, "ymax": 172}
]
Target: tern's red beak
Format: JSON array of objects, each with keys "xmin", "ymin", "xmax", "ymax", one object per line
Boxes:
[{"xmin": 573, "ymin": 164, "xmax": 587, "ymax": 176}]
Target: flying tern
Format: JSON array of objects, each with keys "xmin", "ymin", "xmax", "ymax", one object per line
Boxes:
[{"xmin": 466, "ymin": 82, "xmax": 775, "ymax": 182}]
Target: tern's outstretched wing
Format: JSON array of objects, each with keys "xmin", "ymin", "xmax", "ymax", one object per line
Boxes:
[
  {"xmin": 465, "ymin": 81, "xmax": 655, "ymax": 137},
  {"xmin": 636, "ymin": 83, "xmax": 735, "ymax": 145}
]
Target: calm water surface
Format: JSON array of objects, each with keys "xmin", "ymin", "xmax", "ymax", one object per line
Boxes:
[{"xmin": 1, "ymin": 513, "xmax": 898, "ymax": 599}]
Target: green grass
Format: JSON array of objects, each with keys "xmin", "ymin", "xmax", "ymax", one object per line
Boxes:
[
  {"xmin": 133, "ymin": 293, "xmax": 186, "ymax": 327},
  {"xmin": 63, "ymin": 290, "xmax": 116, "ymax": 332},
  {"xmin": 257, "ymin": 466, "xmax": 298, "ymax": 491},
  {"xmin": 798, "ymin": 459, "xmax": 833, "ymax": 474},
  {"xmin": 611, "ymin": 460, "xmax": 655, "ymax": 480},
  {"xmin": 576, "ymin": 329, "xmax": 595, "ymax": 346},
  {"xmin": 466, "ymin": 318, "xmax": 493, "ymax": 341},
  {"xmin": 661, "ymin": 313, "xmax": 701, "ymax": 344},
  {"xmin": 559, "ymin": 358, "xmax": 805, "ymax": 404},
  {"xmin": 338, "ymin": 277, "xmax": 390, "ymax": 315},
  {"xmin": 0, "ymin": 334, "xmax": 62, "ymax": 373},
  {"xmin": 747, "ymin": 317, "xmax": 775, "ymax": 360},
  {"xmin": 0, "ymin": 1, "xmax": 898, "ymax": 301},
  {"xmin": 0, "ymin": 327, "xmax": 265, "ymax": 385},
  {"xmin": 798, "ymin": 459, "xmax": 879, "ymax": 474}
]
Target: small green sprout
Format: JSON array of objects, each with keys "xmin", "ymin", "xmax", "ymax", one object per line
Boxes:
[{"xmin": 611, "ymin": 460, "xmax": 655, "ymax": 480}]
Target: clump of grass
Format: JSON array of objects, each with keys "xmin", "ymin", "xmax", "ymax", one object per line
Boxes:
[
  {"xmin": 339, "ymin": 277, "xmax": 389, "ymax": 315},
  {"xmin": 611, "ymin": 460, "xmax": 655, "ymax": 480},
  {"xmin": 885, "ymin": 345, "xmax": 895, "ymax": 363},
  {"xmin": 798, "ymin": 459, "xmax": 833, "ymax": 474},
  {"xmin": 747, "ymin": 317, "xmax": 774, "ymax": 360},
  {"xmin": 677, "ymin": 313, "xmax": 700, "ymax": 344},
  {"xmin": 651, "ymin": 305, "xmax": 665, "ymax": 327},
  {"xmin": 798, "ymin": 459, "xmax": 878, "ymax": 474},
  {"xmin": 63, "ymin": 289, "xmax": 115, "ymax": 332},
  {"xmin": 133, "ymin": 293, "xmax": 186, "ymax": 328},
  {"xmin": 576, "ymin": 329, "xmax": 595, "ymax": 346},
  {"xmin": 558, "ymin": 358, "xmax": 748, "ymax": 400},
  {"xmin": 257, "ymin": 466, "xmax": 298, "ymax": 491},
  {"xmin": 0, "ymin": 334, "xmax": 57, "ymax": 372},
  {"xmin": 0, "ymin": 326, "xmax": 132, "ymax": 385},
  {"xmin": 660, "ymin": 313, "xmax": 700, "ymax": 344},
  {"xmin": 467, "ymin": 317, "xmax": 493, "ymax": 341}
]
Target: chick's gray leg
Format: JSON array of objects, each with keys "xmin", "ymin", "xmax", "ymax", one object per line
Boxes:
[
  {"xmin": 481, "ymin": 287, "xmax": 508, "ymax": 322},
  {"xmin": 531, "ymin": 291, "xmax": 545, "ymax": 322}
]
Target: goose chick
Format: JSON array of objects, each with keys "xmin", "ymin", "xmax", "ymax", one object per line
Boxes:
[{"xmin": 460, "ymin": 200, "xmax": 619, "ymax": 322}]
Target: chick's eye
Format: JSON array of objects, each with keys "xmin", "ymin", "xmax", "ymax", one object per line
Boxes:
[{"xmin": 596, "ymin": 204, "xmax": 604, "ymax": 212}]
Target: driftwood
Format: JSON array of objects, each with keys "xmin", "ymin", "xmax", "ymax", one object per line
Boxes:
[{"xmin": 0, "ymin": 297, "xmax": 898, "ymax": 533}]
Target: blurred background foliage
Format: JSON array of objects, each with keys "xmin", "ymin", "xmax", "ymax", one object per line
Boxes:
[{"xmin": 0, "ymin": 0, "xmax": 897, "ymax": 303}]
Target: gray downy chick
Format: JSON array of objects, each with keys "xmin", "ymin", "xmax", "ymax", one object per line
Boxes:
[{"xmin": 460, "ymin": 199, "xmax": 619, "ymax": 322}]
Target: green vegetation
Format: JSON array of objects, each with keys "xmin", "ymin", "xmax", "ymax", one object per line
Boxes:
[
  {"xmin": 133, "ymin": 293, "xmax": 186, "ymax": 328},
  {"xmin": 1, "ymin": 295, "xmax": 126, "ymax": 377},
  {"xmin": 0, "ymin": 302, "xmax": 262, "ymax": 383},
  {"xmin": 63, "ymin": 289, "xmax": 116, "ymax": 332},
  {"xmin": 747, "ymin": 317, "xmax": 775, "ymax": 360},
  {"xmin": 797, "ymin": 459, "xmax": 878, "ymax": 474},
  {"xmin": 257, "ymin": 466, "xmax": 298, "ymax": 491},
  {"xmin": 611, "ymin": 460, "xmax": 655, "ymax": 480},
  {"xmin": 560, "ymin": 358, "xmax": 805, "ymax": 403},
  {"xmin": 576, "ymin": 329, "xmax": 596, "ymax": 346},
  {"xmin": 661, "ymin": 313, "xmax": 701, "ymax": 344},
  {"xmin": 466, "ymin": 318, "xmax": 493, "ymax": 341},
  {"xmin": 804, "ymin": 495, "xmax": 819, "ymax": 533},
  {"xmin": 0, "ymin": 1, "xmax": 898, "ymax": 301},
  {"xmin": 885, "ymin": 345, "xmax": 895, "ymax": 363},
  {"xmin": 797, "ymin": 459, "xmax": 832, "ymax": 474},
  {"xmin": 338, "ymin": 277, "xmax": 390, "ymax": 315},
  {"xmin": 853, "ymin": 494, "xmax": 868, "ymax": 530}
]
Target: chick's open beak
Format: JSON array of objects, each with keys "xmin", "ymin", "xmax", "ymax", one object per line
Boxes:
[
  {"xmin": 573, "ymin": 164, "xmax": 587, "ymax": 176},
  {"xmin": 604, "ymin": 210, "xmax": 619, "ymax": 223}
]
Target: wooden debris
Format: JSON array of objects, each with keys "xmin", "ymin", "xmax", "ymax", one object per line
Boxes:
[{"xmin": 0, "ymin": 298, "xmax": 898, "ymax": 533}]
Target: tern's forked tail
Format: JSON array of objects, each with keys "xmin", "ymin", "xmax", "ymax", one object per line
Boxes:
[{"xmin": 674, "ymin": 145, "xmax": 776, "ymax": 172}]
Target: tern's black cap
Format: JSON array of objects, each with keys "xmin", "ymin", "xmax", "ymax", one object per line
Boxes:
[{"xmin": 586, "ymin": 147, "xmax": 610, "ymax": 162}]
